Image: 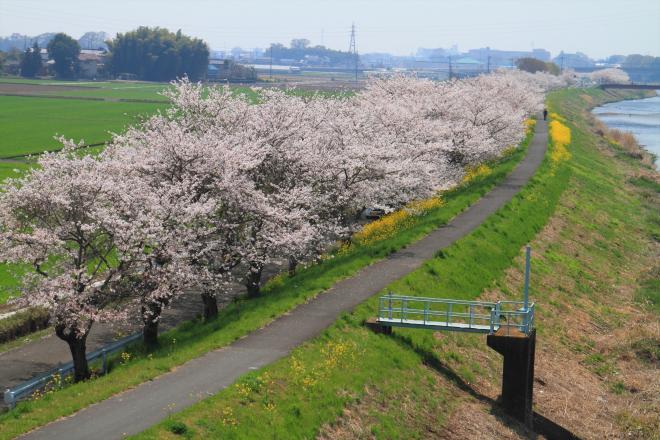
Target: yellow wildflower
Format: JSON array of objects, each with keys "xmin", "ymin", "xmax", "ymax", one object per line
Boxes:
[
  {"xmin": 462, "ymin": 164, "xmax": 492, "ymax": 184},
  {"xmin": 353, "ymin": 196, "xmax": 444, "ymax": 246},
  {"xmin": 549, "ymin": 119, "xmax": 572, "ymax": 165}
]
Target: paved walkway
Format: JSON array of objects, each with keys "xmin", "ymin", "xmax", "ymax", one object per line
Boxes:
[
  {"xmin": 0, "ymin": 263, "xmax": 285, "ymax": 400},
  {"xmin": 19, "ymin": 116, "xmax": 548, "ymax": 439}
]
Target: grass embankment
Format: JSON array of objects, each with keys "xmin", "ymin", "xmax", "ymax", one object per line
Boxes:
[
  {"xmin": 132, "ymin": 89, "xmax": 658, "ymax": 440},
  {"xmin": 0, "ymin": 127, "xmax": 533, "ymax": 438}
]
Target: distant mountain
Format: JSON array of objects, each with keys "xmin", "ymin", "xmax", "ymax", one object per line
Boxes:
[
  {"xmin": 0, "ymin": 31, "xmax": 109, "ymax": 52},
  {"xmin": 78, "ymin": 32, "xmax": 110, "ymax": 50},
  {"xmin": 0, "ymin": 33, "xmax": 55, "ymax": 51}
]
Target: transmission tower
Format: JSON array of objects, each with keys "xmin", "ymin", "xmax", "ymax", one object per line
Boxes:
[{"xmin": 349, "ymin": 23, "xmax": 358, "ymax": 82}]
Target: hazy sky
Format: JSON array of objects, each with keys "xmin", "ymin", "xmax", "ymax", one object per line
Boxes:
[{"xmin": 1, "ymin": 0, "xmax": 659, "ymax": 58}]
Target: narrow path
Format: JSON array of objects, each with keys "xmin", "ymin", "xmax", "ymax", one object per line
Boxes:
[
  {"xmin": 19, "ymin": 116, "xmax": 548, "ymax": 440},
  {"xmin": 0, "ymin": 263, "xmax": 285, "ymax": 399}
]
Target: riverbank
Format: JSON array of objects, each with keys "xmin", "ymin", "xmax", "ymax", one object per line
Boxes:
[
  {"xmin": 593, "ymin": 92, "xmax": 660, "ymax": 167},
  {"xmin": 134, "ymin": 87, "xmax": 658, "ymax": 439}
]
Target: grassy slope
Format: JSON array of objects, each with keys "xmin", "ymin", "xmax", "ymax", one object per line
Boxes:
[
  {"xmin": 131, "ymin": 89, "xmax": 658, "ymax": 440},
  {"xmin": 0, "ymin": 132, "xmax": 531, "ymax": 438}
]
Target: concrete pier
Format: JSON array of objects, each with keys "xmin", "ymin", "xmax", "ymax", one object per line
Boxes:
[{"xmin": 487, "ymin": 328, "xmax": 536, "ymax": 428}]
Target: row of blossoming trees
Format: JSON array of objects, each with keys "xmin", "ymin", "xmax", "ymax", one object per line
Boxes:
[{"xmin": 0, "ymin": 70, "xmax": 569, "ymax": 381}]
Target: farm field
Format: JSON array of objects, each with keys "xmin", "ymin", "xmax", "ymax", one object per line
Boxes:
[
  {"xmin": 0, "ymin": 95, "xmax": 165, "ymax": 157},
  {"xmin": 0, "ymin": 78, "xmax": 332, "ymax": 159},
  {"xmin": 0, "ymin": 78, "xmax": 170, "ymax": 101}
]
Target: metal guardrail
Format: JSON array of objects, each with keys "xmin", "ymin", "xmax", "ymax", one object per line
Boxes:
[
  {"xmin": 377, "ymin": 293, "xmax": 535, "ymax": 335},
  {"xmin": 4, "ymin": 332, "xmax": 141, "ymax": 409}
]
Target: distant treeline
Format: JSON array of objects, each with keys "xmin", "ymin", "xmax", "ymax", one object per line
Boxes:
[
  {"xmin": 107, "ymin": 27, "xmax": 209, "ymax": 82},
  {"xmin": 268, "ymin": 39, "xmax": 355, "ymax": 66},
  {"xmin": 0, "ymin": 27, "xmax": 210, "ymax": 82}
]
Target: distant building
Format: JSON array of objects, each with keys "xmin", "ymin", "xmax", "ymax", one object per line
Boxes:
[
  {"xmin": 207, "ymin": 59, "xmax": 257, "ymax": 82},
  {"xmin": 78, "ymin": 50, "xmax": 106, "ymax": 79},
  {"xmin": 466, "ymin": 47, "xmax": 551, "ymax": 67}
]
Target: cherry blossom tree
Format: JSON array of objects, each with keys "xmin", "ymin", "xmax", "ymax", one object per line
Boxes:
[
  {"xmin": 589, "ymin": 68, "xmax": 630, "ymax": 85},
  {"xmin": 101, "ymin": 104, "xmax": 262, "ymax": 335},
  {"xmin": 0, "ymin": 72, "xmax": 544, "ymax": 357},
  {"xmin": 0, "ymin": 144, "xmax": 126, "ymax": 381}
]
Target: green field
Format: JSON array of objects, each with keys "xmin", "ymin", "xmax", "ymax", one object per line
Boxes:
[
  {"xmin": 0, "ymin": 78, "xmax": 326, "ymax": 158},
  {"xmin": 0, "ymin": 96, "xmax": 165, "ymax": 157}
]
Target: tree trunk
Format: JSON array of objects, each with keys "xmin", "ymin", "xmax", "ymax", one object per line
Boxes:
[
  {"xmin": 141, "ymin": 303, "xmax": 163, "ymax": 347},
  {"xmin": 245, "ymin": 263, "xmax": 263, "ymax": 298},
  {"xmin": 67, "ymin": 336, "xmax": 91, "ymax": 382},
  {"xmin": 55, "ymin": 323, "xmax": 91, "ymax": 382},
  {"xmin": 288, "ymin": 255, "xmax": 298, "ymax": 277},
  {"xmin": 201, "ymin": 291, "xmax": 218, "ymax": 320},
  {"xmin": 143, "ymin": 318, "xmax": 159, "ymax": 347}
]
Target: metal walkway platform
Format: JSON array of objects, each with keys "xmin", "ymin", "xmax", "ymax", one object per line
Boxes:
[{"xmin": 377, "ymin": 294, "xmax": 535, "ymax": 335}]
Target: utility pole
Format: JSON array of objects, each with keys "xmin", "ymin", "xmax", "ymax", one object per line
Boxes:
[
  {"xmin": 448, "ymin": 56, "xmax": 452, "ymax": 79},
  {"xmin": 560, "ymin": 53, "xmax": 565, "ymax": 73},
  {"xmin": 349, "ymin": 23, "xmax": 358, "ymax": 83},
  {"xmin": 269, "ymin": 44, "xmax": 273, "ymax": 79}
]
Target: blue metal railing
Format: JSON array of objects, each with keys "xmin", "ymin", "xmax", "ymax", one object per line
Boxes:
[
  {"xmin": 3, "ymin": 332, "xmax": 141, "ymax": 409},
  {"xmin": 377, "ymin": 293, "xmax": 535, "ymax": 335}
]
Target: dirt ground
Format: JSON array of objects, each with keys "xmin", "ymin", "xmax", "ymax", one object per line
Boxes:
[{"xmin": 0, "ymin": 82, "xmax": 100, "ymax": 96}]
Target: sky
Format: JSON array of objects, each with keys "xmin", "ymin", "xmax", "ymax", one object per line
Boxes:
[{"xmin": 1, "ymin": 0, "xmax": 659, "ymax": 58}]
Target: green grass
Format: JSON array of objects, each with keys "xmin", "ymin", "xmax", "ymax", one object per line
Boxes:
[
  {"xmin": 131, "ymin": 88, "xmax": 658, "ymax": 439},
  {"xmin": 0, "ymin": 80, "xmax": 343, "ymax": 159},
  {"xmin": 0, "ymin": 130, "xmax": 532, "ymax": 439},
  {"xmin": 0, "ymin": 162, "xmax": 31, "ymax": 303},
  {"xmin": 0, "ymin": 96, "xmax": 165, "ymax": 157},
  {"xmin": 0, "ymin": 77, "xmax": 106, "ymax": 86},
  {"xmin": 0, "ymin": 161, "xmax": 29, "ymax": 180},
  {"xmin": 129, "ymin": 143, "xmax": 565, "ymax": 439}
]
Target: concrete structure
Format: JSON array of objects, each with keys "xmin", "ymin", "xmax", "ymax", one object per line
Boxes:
[{"xmin": 487, "ymin": 329, "xmax": 537, "ymax": 428}]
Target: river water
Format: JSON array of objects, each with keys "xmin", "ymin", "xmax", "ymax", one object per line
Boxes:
[{"xmin": 592, "ymin": 93, "xmax": 660, "ymax": 167}]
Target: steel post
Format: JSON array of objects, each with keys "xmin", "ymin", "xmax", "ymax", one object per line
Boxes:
[
  {"xmin": 523, "ymin": 245, "xmax": 531, "ymax": 311},
  {"xmin": 4, "ymin": 389, "xmax": 15, "ymax": 409}
]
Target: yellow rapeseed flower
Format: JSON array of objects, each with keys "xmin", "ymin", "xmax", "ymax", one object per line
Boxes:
[
  {"xmin": 524, "ymin": 118, "xmax": 537, "ymax": 136},
  {"xmin": 353, "ymin": 196, "xmax": 444, "ymax": 246},
  {"xmin": 549, "ymin": 112, "xmax": 566, "ymax": 123},
  {"xmin": 549, "ymin": 119, "xmax": 572, "ymax": 165},
  {"xmin": 462, "ymin": 164, "xmax": 492, "ymax": 184}
]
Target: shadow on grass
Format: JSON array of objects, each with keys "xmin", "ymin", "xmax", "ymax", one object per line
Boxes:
[{"xmin": 388, "ymin": 331, "xmax": 582, "ymax": 440}]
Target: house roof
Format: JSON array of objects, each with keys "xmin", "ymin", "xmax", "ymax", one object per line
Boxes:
[{"xmin": 79, "ymin": 53, "xmax": 103, "ymax": 61}]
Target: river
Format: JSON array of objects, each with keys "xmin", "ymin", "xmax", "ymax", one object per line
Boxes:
[{"xmin": 592, "ymin": 93, "xmax": 660, "ymax": 167}]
